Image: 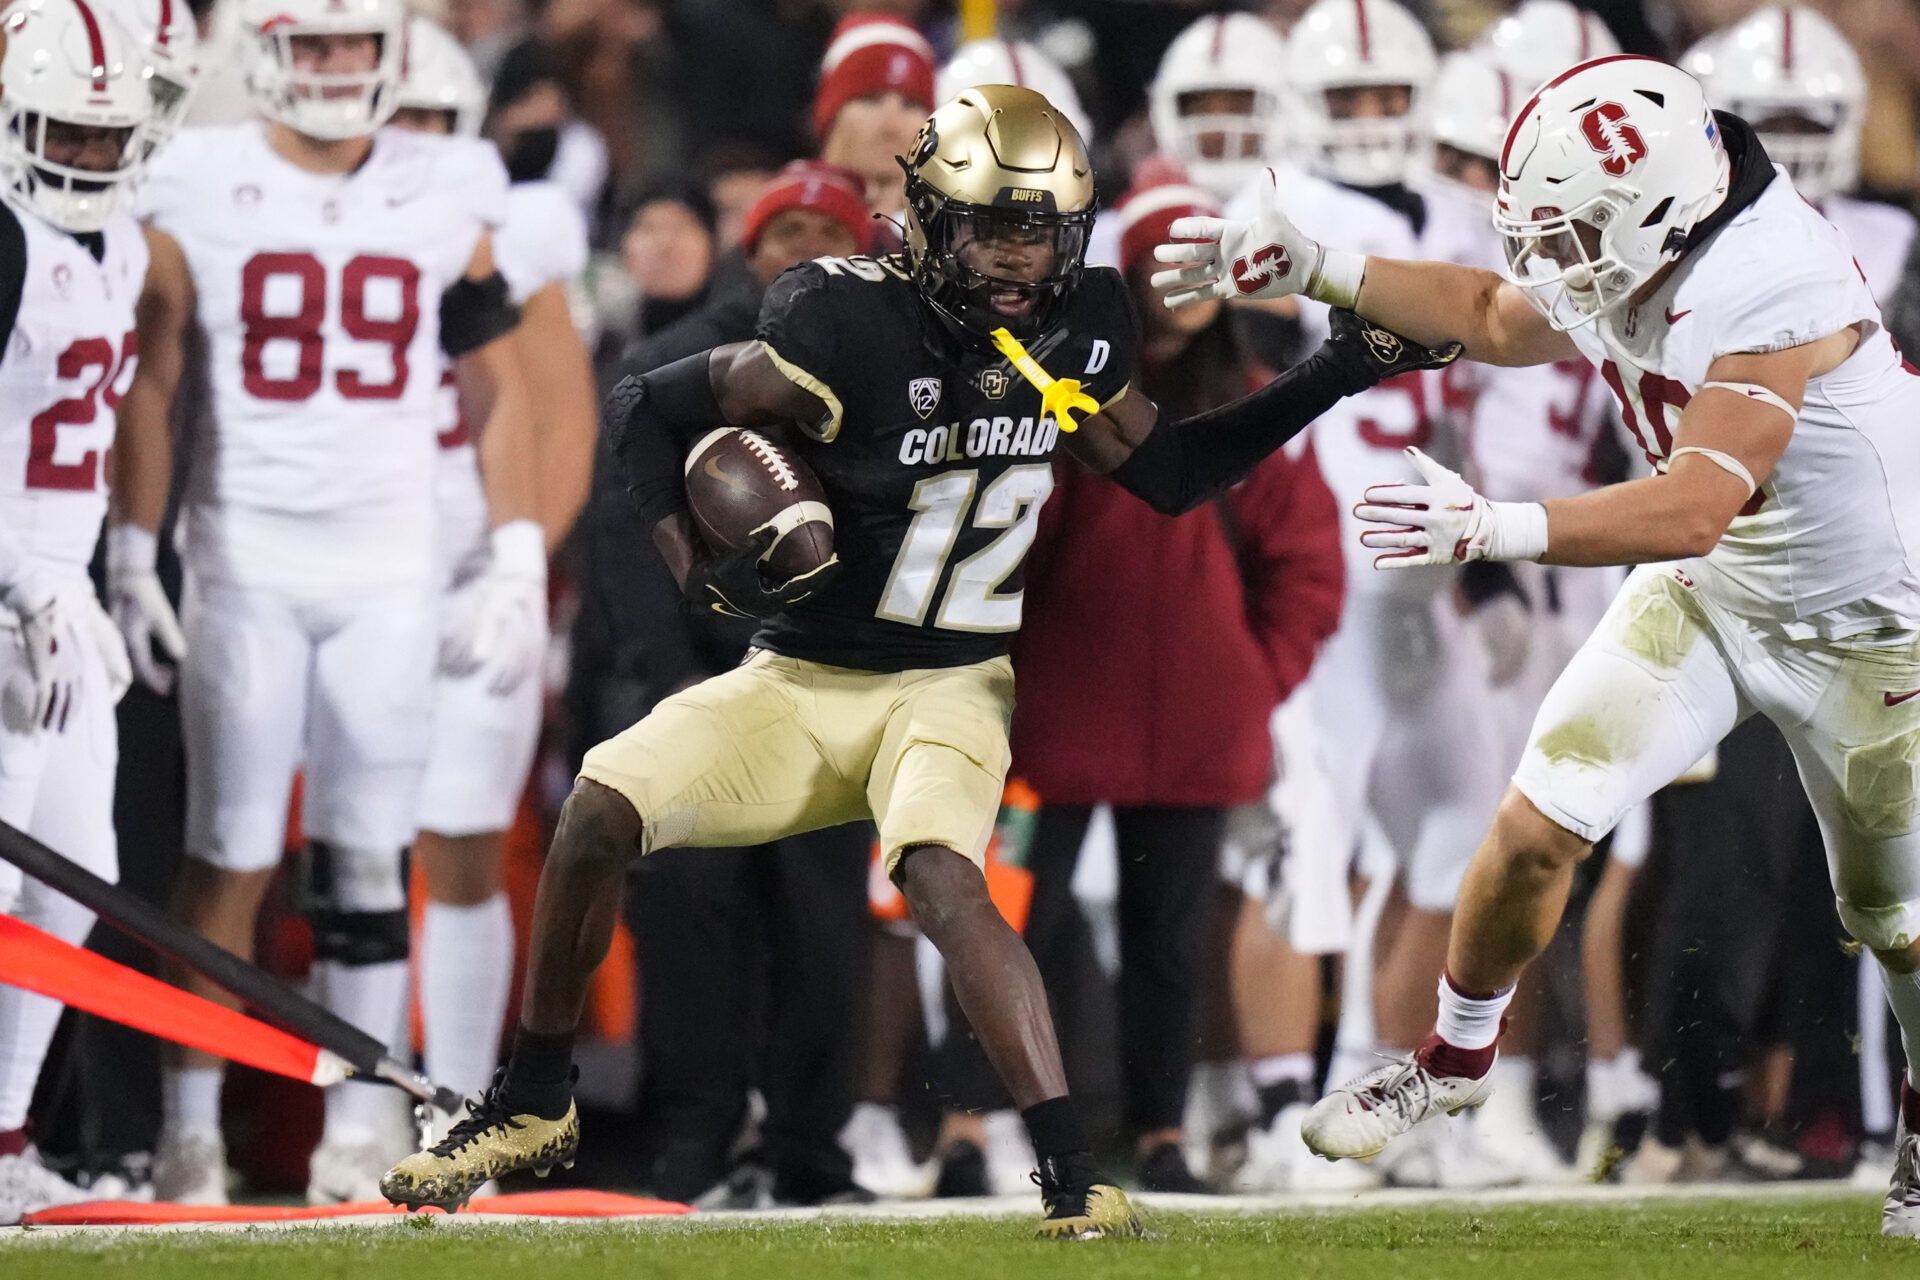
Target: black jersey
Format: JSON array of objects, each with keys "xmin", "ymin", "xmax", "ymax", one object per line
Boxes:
[{"xmin": 750, "ymin": 253, "xmax": 1138, "ymax": 672}]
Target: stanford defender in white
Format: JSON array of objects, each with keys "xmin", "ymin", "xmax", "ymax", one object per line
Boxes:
[
  {"xmin": 0, "ymin": 0, "xmax": 150, "ymax": 1223},
  {"xmin": 118, "ymin": 0, "xmax": 536, "ymax": 1207},
  {"xmin": 1156, "ymin": 54, "xmax": 1920, "ymax": 1230}
]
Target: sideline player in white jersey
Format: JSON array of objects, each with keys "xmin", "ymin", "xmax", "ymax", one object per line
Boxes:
[
  {"xmin": 0, "ymin": 0, "xmax": 148, "ymax": 1223},
  {"xmin": 1156, "ymin": 53, "xmax": 1920, "ymax": 1236},
  {"xmin": 1683, "ymin": 8, "xmax": 1915, "ymax": 307},
  {"xmin": 1234, "ymin": 0, "xmax": 1515, "ymax": 1193},
  {"xmin": 113, "ymin": 0, "xmax": 539, "ymax": 1206},
  {"xmin": 1682, "ymin": 2, "xmax": 1920, "ymax": 1175},
  {"xmin": 387, "ymin": 15, "xmax": 594, "ymax": 1120}
]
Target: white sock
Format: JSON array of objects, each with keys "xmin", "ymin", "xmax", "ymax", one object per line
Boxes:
[
  {"xmin": 1249, "ymin": 1053, "xmax": 1315, "ymax": 1089},
  {"xmin": 1876, "ymin": 961, "xmax": 1920, "ymax": 1091},
  {"xmin": 314, "ymin": 958, "xmax": 410, "ymax": 1145},
  {"xmin": 421, "ymin": 895, "xmax": 514, "ymax": 1103},
  {"xmin": 0, "ymin": 889, "xmax": 93, "ymax": 1129},
  {"xmin": 1434, "ymin": 974, "xmax": 1514, "ymax": 1050},
  {"xmin": 163, "ymin": 1066, "xmax": 223, "ymax": 1133}
]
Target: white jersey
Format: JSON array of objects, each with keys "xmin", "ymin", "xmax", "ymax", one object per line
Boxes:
[
  {"xmin": 1824, "ymin": 193, "xmax": 1917, "ymax": 306},
  {"xmin": 0, "ymin": 202, "xmax": 146, "ymax": 578},
  {"xmin": 1237, "ymin": 167, "xmax": 1455, "ymax": 597},
  {"xmin": 433, "ymin": 179, "xmax": 587, "ymax": 586},
  {"xmin": 138, "ymin": 122, "xmax": 509, "ymax": 591},
  {"xmin": 1567, "ymin": 171, "xmax": 1920, "ymax": 637}
]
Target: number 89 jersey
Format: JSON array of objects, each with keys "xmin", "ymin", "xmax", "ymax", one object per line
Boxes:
[
  {"xmin": 138, "ymin": 123, "xmax": 508, "ymax": 591},
  {"xmin": 750, "ymin": 254, "xmax": 1137, "ymax": 673}
]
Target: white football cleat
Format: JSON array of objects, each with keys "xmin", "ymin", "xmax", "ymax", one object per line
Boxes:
[
  {"xmin": 1883, "ymin": 1086, "xmax": 1920, "ymax": 1239},
  {"xmin": 1473, "ymin": 1065, "xmax": 1574, "ymax": 1185},
  {"xmin": 1235, "ymin": 1103, "xmax": 1381, "ymax": 1193},
  {"xmin": 1302, "ymin": 1051, "xmax": 1496, "ymax": 1161},
  {"xmin": 0, "ymin": 1148, "xmax": 89, "ymax": 1224},
  {"xmin": 839, "ymin": 1102, "xmax": 933, "ymax": 1200},
  {"xmin": 1375, "ymin": 1112, "xmax": 1521, "ymax": 1190},
  {"xmin": 983, "ymin": 1110, "xmax": 1038, "ymax": 1197},
  {"xmin": 152, "ymin": 1125, "xmax": 229, "ymax": 1206},
  {"xmin": 307, "ymin": 1136, "xmax": 400, "ymax": 1205}
]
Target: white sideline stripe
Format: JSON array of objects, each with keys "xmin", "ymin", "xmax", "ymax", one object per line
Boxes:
[{"xmin": 0, "ymin": 1180, "xmax": 1871, "ymax": 1242}]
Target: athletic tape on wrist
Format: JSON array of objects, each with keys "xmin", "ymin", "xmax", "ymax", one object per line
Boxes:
[{"xmin": 1308, "ymin": 249, "xmax": 1367, "ymax": 310}]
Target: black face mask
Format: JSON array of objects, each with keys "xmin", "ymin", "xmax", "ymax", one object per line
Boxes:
[{"xmin": 502, "ymin": 126, "xmax": 559, "ymax": 183}]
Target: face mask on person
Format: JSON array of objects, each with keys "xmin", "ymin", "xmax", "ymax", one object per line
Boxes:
[{"xmin": 502, "ymin": 125, "xmax": 559, "ymax": 182}]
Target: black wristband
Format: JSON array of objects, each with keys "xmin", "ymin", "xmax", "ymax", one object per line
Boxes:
[{"xmin": 607, "ymin": 351, "xmax": 725, "ymax": 528}]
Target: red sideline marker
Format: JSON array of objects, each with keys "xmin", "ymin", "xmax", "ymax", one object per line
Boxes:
[{"xmin": 0, "ymin": 914, "xmax": 350, "ymax": 1087}]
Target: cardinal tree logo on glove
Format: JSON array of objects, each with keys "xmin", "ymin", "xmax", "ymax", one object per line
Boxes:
[
  {"xmin": 1231, "ymin": 243, "xmax": 1291, "ymax": 295},
  {"xmin": 1580, "ymin": 102, "xmax": 1648, "ymax": 178}
]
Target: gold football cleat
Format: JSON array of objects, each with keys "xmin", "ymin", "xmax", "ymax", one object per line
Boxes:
[
  {"xmin": 380, "ymin": 1087, "xmax": 579, "ymax": 1212},
  {"xmin": 1034, "ymin": 1181, "xmax": 1143, "ymax": 1241}
]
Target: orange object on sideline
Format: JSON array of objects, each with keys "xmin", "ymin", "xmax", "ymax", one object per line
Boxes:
[
  {"xmin": 23, "ymin": 1189, "xmax": 692, "ymax": 1227},
  {"xmin": 0, "ymin": 915, "xmax": 339, "ymax": 1085},
  {"xmin": 866, "ymin": 779, "xmax": 1039, "ymax": 932}
]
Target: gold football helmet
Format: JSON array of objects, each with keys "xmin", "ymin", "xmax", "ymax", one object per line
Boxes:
[{"xmin": 900, "ymin": 84, "xmax": 1095, "ymax": 342}]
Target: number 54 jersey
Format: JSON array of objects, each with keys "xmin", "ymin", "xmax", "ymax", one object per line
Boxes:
[{"xmin": 138, "ymin": 122, "xmax": 508, "ymax": 591}]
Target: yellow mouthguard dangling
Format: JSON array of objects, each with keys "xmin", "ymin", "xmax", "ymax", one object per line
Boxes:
[{"xmin": 989, "ymin": 327, "xmax": 1100, "ymax": 433}]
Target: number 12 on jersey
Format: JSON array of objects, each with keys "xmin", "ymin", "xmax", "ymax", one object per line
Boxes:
[{"xmin": 877, "ymin": 464, "xmax": 1054, "ymax": 633}]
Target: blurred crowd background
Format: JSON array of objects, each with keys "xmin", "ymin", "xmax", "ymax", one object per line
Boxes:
[{"xmin": 26, "ymin": 0, "xmax": 1920, "ymax": 1210}]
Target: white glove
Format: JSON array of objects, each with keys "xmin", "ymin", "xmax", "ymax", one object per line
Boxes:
[
  {"xmin": 1354, "ymin": 447, "xmax": 1550, "ymax": 568},
  {"xmin": 440, "ymin": 519, "xmax": 547, "ymax": 696},
  {"xmin": 1, "ymin": 570, "xmax": 87, "ymax": 733},
  {"xmin": 1472, "ymin": 593, "xmax": 1532, "ymax": 689},
  {"xmin": 107, "ymin": 523, "xmax": 187, "ymax": 696},
  {"xmin": 1149, "ymin": 168, "xmax": 1367, "ymax": 309}
]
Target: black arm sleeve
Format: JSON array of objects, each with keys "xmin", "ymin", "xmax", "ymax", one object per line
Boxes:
[
  {"xmin": 439, "ymin": 270, "xmax": 522, "ymax": 357},
  {"xmin": 1106, "ymin": 345, "xmax": 1366, "ymax": 516},
  {"xmin": 0, "ymin": 202, "xmax": 25, "ymax": 356},
  {"xmin": 604, "ymin": 350, "xmax": 723, "ymax": 527}
]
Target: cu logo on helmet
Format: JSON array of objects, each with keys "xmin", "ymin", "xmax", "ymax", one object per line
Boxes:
[{"xmin": 1579, "ymin": 102, "xmax": 1648, "ymax": 178}]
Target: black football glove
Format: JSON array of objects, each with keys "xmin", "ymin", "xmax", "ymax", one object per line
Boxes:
[
  {"xmin": 1323, "ymin": 308, "xmax": 1464, "ymax": 387},
  {"xmin": 684, "ymin": 526, "xmax": 841, "ymax": 620}
]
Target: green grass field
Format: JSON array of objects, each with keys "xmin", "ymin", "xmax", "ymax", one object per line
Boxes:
[{"xmin": 3, "ymin": 1196, "xmax": 1913, "ymax": 1280}]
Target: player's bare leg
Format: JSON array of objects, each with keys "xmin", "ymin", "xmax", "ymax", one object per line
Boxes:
[
  {"xmin": 893, "ymin": 843, "xmax": 1138, "ymax": 1239},
  {"xmin": 151, "ymin": 861, "xmax": 276, "ymax": 1203},
  {"xmin": 1304, "ymin": 790, "xmax": 1592, "ymax": 1160},
  {"xmin": 379, "ymin": 778, "xmax": 631, "ymax": 1209}
]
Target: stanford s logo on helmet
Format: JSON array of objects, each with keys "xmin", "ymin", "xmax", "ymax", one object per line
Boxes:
[
  {"xmin": 1495, "ymin": 55, "xmax": 1730, "ymax": 331},
  {"xmin": 1579, "ymin": 102, "xmax": 1648, "ymax": 177}
]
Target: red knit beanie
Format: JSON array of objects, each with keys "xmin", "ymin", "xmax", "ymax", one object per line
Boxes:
[
  {"xmin": 742, "ymin": 161, "xmax": 875, "ymax": 254},
  {"xmin": 1116, "ymin": 176, "xmax": 1222, "ymax": 274},
  {"xmin": 812, "ymin": 13, "xmax": 936, "ymax": 139}
]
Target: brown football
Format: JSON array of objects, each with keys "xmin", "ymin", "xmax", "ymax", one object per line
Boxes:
[{"xmin": 683, "ymin": 427, "xmax": 835, "ymax": 581}]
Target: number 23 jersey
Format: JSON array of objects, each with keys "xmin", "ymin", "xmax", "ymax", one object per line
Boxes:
[
  {"xmin": 751, "ymin": 255, "xmax": 1136, "ymax": 673},
  {"xmin": 138, "ymin": 122, "xmax": 508, "ymax": 591}
]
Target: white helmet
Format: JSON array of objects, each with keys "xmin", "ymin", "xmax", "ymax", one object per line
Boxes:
[
  {"xmin": 1680, "ymin": 7, "xmax": 1861, "ymax": 203},
  {"xmin": 395, "ymin": 15, "xmax": 484, "ymax": 137},
  {"xmin": 1285, "ymin": 0, "xmax": 1436, "ymax": 186},
  {"xmin": 110, "ymin": 0, "xmax": 199, "ymax": 154},
  {"xmin": 1495, "ymin": 55, "xmax": 1730, "ymax": 330},
  {"xmin": 1426, "ymin": 50, "xmax": 1521, "ymax": 165},
  {"xmin": 238, "ymin": 0, "xmax": 407, "ymax": 140},
  {"xmin": 1147, "ymin": 12, "xmax": 1289, "ymax": 201},
  {"xmin": 1476, "ymin": 0, "xmax": 1621, "ymax": 87},
  {"xmin": 939, "ymin": 39, "xmax": 1093, "ymax": 147},
  {"xmin": 0, "ymin": 0, "xmax": 151, "ymax": 231}
]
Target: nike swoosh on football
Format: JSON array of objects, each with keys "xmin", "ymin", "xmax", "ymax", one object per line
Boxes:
[
  {"xmin": 1664, "ymin": 307, "xmax": 1692, "ymax": 323},
  {"xmin": 1886, "ymin": 689, "xmax": 1920, "ymax": 707}
]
